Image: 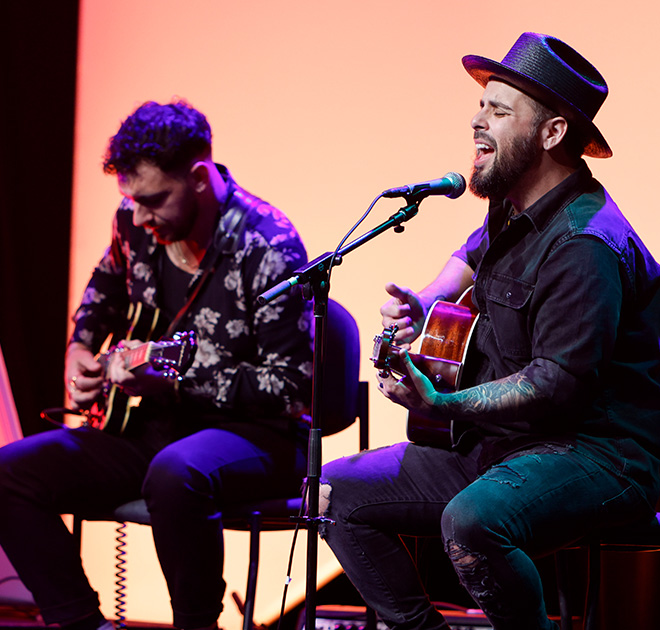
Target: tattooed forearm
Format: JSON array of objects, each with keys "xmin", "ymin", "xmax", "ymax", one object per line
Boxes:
[{"xmin": 434, "ymin": 372, "xmax": 543, "ymax": 424}]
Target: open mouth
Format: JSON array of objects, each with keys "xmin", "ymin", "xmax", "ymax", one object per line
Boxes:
[{"xmin": 474, "ymin": 142, "xmax": 495, "ymax": 168}]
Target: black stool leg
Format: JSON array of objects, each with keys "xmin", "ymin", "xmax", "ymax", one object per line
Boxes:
[
  {"xmin": 243, "ymin": 511, "xmax": 262, "ymax": 630},
  {"xmin": 365, "ymin": 605, "xmax": 377, "ymax": 630},
  {"xmin": 583, "ymin": 539, "xmax": 601, "ymax": 630},
  {"xmin": 73, "ymin": 517, "xmax": 82, "ymax": 550},
  {"xmin": 555, "ymin": 549, "xmax": 573, "ymax": 630}
]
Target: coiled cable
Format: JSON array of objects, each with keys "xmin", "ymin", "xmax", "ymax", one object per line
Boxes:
[{"xmin": 113, "ymin": 522, "xmax": 128, "ymax": 629}]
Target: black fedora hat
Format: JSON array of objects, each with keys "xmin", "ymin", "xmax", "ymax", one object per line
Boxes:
[{"xmin": 462, "ymin": 32, "xmax": 612, "ymax": 158}]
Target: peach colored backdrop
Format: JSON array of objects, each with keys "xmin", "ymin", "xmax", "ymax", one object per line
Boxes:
[{"xmin": 71, "ymin": 1, "xmax": 660, "ymax": 627}]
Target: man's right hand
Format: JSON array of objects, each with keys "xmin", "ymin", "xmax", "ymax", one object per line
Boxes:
[
  {"xmin": 65, "ymin": 343, "xmax": 103, "ymax": 410},
  {"xmin": 380, "ymin": 283, "xmax": 427, "ymax": 348}
]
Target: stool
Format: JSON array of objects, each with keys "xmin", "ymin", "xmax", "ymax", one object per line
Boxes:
[{"xmin": 555, "ymin": 513, "xmax": 660, "ymax": 630}]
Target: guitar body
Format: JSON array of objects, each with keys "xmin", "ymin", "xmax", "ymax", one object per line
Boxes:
[
  {"xmin": 372, "ymin": 287, "xmax": 479, "ymax": 449},
  {"xmin": 97, "ymin": 302, "xmax": 164, "ymax": 435},
  {"xmin": 89, "ymin": 302, "xmax": 196, "ymax": 436}
]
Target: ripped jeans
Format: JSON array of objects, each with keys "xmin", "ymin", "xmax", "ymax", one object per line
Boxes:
[{"xmin": 319, "ymin": 440, "xmax": 650, "ymax": 630}]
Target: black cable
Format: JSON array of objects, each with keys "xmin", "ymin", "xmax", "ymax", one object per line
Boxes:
[
  {"xmin": 113, "ymin": 522, "xmax": 128, "ymax": 629},
  {"xmin": 326, "ymin": 193, "xmax": 383, "ymax": 289},
  {"xmin": 40, "ymin": 407, "xmax": 104, "ymax": 430},
  {"xmin": 0, "ymin": 575, "xmax": 22, "ymax": 586},
  {"xmin": 40, "ymin": 407, "xmax": 83, "ymax": 428},
  {"xmin": 275, "ymin": 479, "xmax": 309, "ymax": 630}
]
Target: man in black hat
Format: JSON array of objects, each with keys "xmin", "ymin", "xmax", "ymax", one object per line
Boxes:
[{"xmin": 319, "ymin": 33, "xmax": 660, "ymax": 630}]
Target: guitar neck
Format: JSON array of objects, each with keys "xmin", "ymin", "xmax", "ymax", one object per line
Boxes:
[
  {"xmin": 389, "ymin": 349, "xmax": 462, "ymax": 387},
  {"xmin": 98, "ymin": 342, "xmax": 153, "ymax": 375},
  {"xmin": 121, "ymin": 343, "xmax": 153, "ymax": 371}
]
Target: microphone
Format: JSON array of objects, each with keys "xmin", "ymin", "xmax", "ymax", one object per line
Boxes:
[{"xmin": 382, "ymin": 172, "xmax": 466, "ymax": 201}]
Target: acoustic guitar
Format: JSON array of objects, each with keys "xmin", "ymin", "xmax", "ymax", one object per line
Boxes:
[
  {"xmin": 84, "ymin": 302, "xmax": 196, "ymax": 436},
  {"xmin": 371, "ymin": 287, "xmax": 479, "ymax": 448}
]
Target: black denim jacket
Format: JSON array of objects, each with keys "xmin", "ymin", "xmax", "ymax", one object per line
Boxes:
[{"xmin": 454, "ymin": 162, "xmax": 660, "ymax": 502}]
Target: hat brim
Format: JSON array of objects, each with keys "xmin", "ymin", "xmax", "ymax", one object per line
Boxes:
[{"xmin": 462, "ymin": 55, "xmax": 612, "ymax": 159}]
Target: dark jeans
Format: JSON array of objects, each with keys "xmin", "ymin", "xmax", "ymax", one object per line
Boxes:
[
  {"xmin": 0, "ymin": 422, "xmax": 307, "ymax": 628},
  {"xmin": 320, "ymin": 440, "xmax": 651, "ymax": 630}
]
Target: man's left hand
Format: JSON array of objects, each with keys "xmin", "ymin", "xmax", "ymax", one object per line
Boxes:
[{"xmin": 376, "ymin": 349, "xmax": 444, "ymax": 418}]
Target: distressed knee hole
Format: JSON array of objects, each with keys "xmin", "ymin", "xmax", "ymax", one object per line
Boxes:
[
  {"xmin": 445, "ymin": 539, "xmax": 499, "ymax": 605},
  {"xmin": 319, "ymin": 482, "xmax": 332, "ymax": 515},
  {"xmin": 318, "ymin": 482, "xmax": 332, "ymax": 538},
  {"xmin": 447, "ymin": 540, "xmax": 480, "ymax": 568},
  {"xmin": 446, "ymin": 540, "xmax": 496, "ymax": 602}
]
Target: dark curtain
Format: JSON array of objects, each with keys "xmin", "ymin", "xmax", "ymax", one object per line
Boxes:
[{"xmin": 0, "ymin": 3, "xmax": 79, "ymax": 435}]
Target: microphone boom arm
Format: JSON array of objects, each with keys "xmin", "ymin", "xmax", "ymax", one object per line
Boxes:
[{"xmin": 257, "ymin": 199, "xmax": 420, "ymax": 305}]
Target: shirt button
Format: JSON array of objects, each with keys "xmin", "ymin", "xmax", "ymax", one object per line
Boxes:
[{"xmin": 506, "ymin": 291, "xmax": 512, "ymax": 299}]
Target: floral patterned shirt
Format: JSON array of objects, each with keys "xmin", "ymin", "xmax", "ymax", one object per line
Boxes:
[{"xmin": 70, "ymin": 165, "xmax": 313, "ymax": 424}]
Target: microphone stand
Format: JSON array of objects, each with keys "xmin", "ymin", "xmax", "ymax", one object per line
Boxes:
[{"xmin": 258, "ymin": 198, "xmax": 422, "ymax": 630}]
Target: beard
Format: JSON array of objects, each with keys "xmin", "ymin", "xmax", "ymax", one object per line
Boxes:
[
  {"xmin": 157, "ymin": 188, "xmax": 201, "ymax": 245},
  {"xmin": 469, "ymin": 130, "xmax": 542, "ymax": 200},
  {"xmin": 175, "ymin": 194, "xmax": 201, "ymax": 242}
]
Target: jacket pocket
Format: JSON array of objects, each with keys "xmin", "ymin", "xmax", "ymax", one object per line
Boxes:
[{"xmin": 484, "ymin": 273, "xmax": 534, "ymax": 358}]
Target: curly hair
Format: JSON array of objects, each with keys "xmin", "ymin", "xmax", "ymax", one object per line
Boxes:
[{"xmin": 103, "ymin": 100, "xmax": 212, "ymax": 176}]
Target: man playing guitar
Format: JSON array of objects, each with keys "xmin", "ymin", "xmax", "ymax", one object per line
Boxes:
[
  {"xmin": 0, "ymin": 101, "xmax": 313, "ymax": 630},
  {"xmin": 320, "ymin": 33, "xmax": 660, "ymax": 630}
]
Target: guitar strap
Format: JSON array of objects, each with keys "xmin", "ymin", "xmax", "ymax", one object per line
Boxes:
[{"xmin": 164, "ymin": 188, "xmax": 262, "ymax": 338}]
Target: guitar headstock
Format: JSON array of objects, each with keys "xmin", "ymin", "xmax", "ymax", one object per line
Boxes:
[
  {"xmin": 149, "ymin": 331, "xmax": 197, "ymax": 380},
  {"xmin": 371, "ymin": 324, "xmax": 399, "ymax": 378}
]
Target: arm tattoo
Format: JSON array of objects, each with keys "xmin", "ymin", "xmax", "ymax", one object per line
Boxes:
[{"xmin": 434, "ymin": 372, "xmax": 543, "ymax": 424}]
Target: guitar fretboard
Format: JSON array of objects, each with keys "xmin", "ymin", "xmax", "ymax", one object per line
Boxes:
[{"xmin": 119, "ymin": 343, "xmax": 152, "ymax": 371}]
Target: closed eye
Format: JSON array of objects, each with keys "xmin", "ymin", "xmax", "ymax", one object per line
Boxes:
[{"xmin": 131, "ymin": 192, "xmax": 169, "ymax": 208}]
